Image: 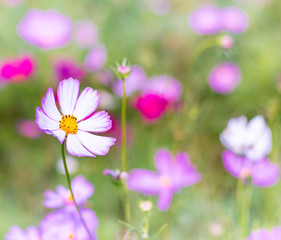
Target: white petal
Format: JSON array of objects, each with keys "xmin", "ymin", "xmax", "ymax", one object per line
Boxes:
[
  {"xmin": 66, "ymin": 134, "xmax": 95, "ymax": 157},
  {"xmin": 41, "ymin": 88, "xmax": 62, "ymax": 121},
  {"xmin": 78, "ymin": 111, "xmax": 112, "ymax": 133},
  {"xmin": 220, "ymin": 116, "xmax": 247, "ymax": 154},
  {"xmin": 76, "ymin": 131, "xmax": 115, "ymax": 156},
  {"xmin": 36, "ymin": 107, "xmax": 59, "ymax": 132},
  {"xmin": 73, "ymin": 87, "xmax": 100, "ymax": 121},
  {"xmin": 51, "ymin": 129, "xmax": 66, "ymax": 144},
  {"xmin": 57, "ymin": 78, "xmax": 80, "ymax": 115}
]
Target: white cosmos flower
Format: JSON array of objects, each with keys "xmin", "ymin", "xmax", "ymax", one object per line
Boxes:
[
  {"xmin": 36, "ymin": 78, "xmax": 116, "ymax": 157},
  {"xmin": 220, "ymin": 115, "xmax": 272, "ymax": 161}
]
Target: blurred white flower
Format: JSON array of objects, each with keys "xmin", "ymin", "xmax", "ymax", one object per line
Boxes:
[
  {"xmin": 98, "ymin": 90, "xmax": 116, "ymax": 110},
  {"xmin": 220, "ymin": 115, "xmax": 272, "ymax": 161},
  {"xmin": 209, "ymin": 221, "xmax": 224, "ymax": 236},
  {"xmin": 56, "ymin": 155, "xmax": 78, "ymax": 175}
]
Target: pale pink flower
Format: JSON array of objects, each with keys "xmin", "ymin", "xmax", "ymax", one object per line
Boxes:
[
  {"xmin": 17, "ymin": 119, "xmax": 41, "ymax": 139},
  {"xmin": 84, "ymin": 45, "xmax": 107, "ymax": 72}
]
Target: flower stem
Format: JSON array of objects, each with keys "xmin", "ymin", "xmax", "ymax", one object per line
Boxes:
[
  {"xmin": 61, "ymin": 140, "xmax": 93, "ymax": 240},
  {"xmin": 236, "ymin": 179, "xmax": 252, "ymax": 240},
  {"xmin": 121, "ymin": 77, "xmax": 131, "ymax": 222}
]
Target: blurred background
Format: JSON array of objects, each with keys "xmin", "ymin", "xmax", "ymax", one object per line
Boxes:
[{"xmin": 1, "ymin": 0, "xmax": 281, "ymax": 239}]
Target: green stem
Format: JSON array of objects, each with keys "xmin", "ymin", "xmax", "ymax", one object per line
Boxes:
[
  {"xmin": 236, "ymin": 179, "xmax": 252, "ymax": 240},
  {"xmin": 61, "ymin": 141, "xmax": 93, "ymax": 240},
  {"xmin": 117, "ymin": 186, "xmax": 125, "ymax": 237},
  {"xmin": 142, "ymin": 213, "xmax": 150, "ymax": 239},
  {"xmin": 121, "ymin": 77, "xmax": 131, "ymax": 222}
]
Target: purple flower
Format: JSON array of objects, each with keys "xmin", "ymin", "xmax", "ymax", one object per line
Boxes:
[
  {"xmin": 221, "ymin": 7, "xmax": 249, "ymax": 34},
  {"xmin": 84, "ymin": 45, "xmax": 107, "ymax": 72},
  {"xmin": 208, "ymin": 62, "xmax": 241, "ymax": 94},
  {"xmin": 54, "ymin": 59, "xmax": 85, "ymax": 82},
  {"xmin": 103, "ymin": 169, "xmax": 128, "ymax": 181},
  {"xmin": 35, "ymin": 78, "xmax": 116, "ymax": 157},
  {"xmin": 17, "ymin": 9, "xmax": 72, "ymax": 50},
  {"xmin": 220, "ymin": 116, "xmax": 272, "ymax": 160},
  {"xmin": 142, "ymin": 75, "xmax": 182, "ymax": 102},
  {"xmin": 40, "ymin": 208, "xmax": 98, "ymax": 240},
  {"xmin": 113, "ymin": 65, "xmax": 147, "ymax": 97},
  {"xmin": 73, "ymin": 20, "xmax": 99, "ymax": 48},
  {"xmin": 189, "ymin": 5, "xmax": 221, "ymax": 35},
  {"xmin": 246, "ymin": 227, "xmax": 281, "ymax": 240},
  {"xmin": 43, "ymin": 175, "xmax": 94, "ymax": 209},
  {"xmin": 5, "ymin": 225, "xmax": 40, "ymax": 240},
  {"xmin": 127, "ymin": 149, "xmax": 201, "ymax": 211},
  {"xmin": 222, "ymin": 150, "xmax": 280, "ymax": 187}
]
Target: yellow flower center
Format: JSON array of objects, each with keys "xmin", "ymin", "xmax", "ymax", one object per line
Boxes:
[
  {"xmin": 68, "ymin": 233, "xmax": 74, "ymax": 239},
  {"xmin": 159, "ymin": 175, "xmax": 172, "ymax": 188},
  {"xmin": 65, "ymin": 191, "xmax": 74, "ymax": 203},
  {"xmin": 59, "ymin": 115, "xmax": 78, "ymax": 135}
]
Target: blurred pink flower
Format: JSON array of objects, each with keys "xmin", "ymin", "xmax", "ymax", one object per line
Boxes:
[
  {"xmin": 189, "ymin": 5, "xmax": 221, "ymax": 35},
  {"xmin": 54, "ymin": 59, "xmax": 85, "ymax": 82},
  {"xmin": 135, "ymin": 94, "xmax": 168, "ymax": 122},
  {"xmin": 73, "ymin": 20, "xmax": 99, "ymax": 48},
  {"xmin": 0, "ymin": 56, "xmax": 35, "ymax": 82},
  {"xmin": 246, "ymin": 227, "xmax": 281, "ymax": 240},
  {"xmin": 17, "ymin": 9, "xmax": 72, "ymax": 49},
  {"xmin": 5, "ymin": 226, "xmax": 40, "ymax": 240},
  {"xmin": 146, "ymin": 0, "xmax": 171, "ymax": 15},
  {"xmin": 208, "ymin": 62, "xmax": 241, "ymax": 94},
  {"xmin": 221, "ymin": 7, "xmax": 249, "ymax": 34},
  {"xmin": 220, "ymin": 35, "xmax": 234, "ymax": 49},
  {"xmin": 17, "ymin": 120, "xmax": 41, "ymax": 139},
  {"xmin": 113, "ymin": 65, "xmax": 147, "ymax": 97},
  {"xmin": 143, "ymin": 75, "xmax": 181, "ymax": 102},
  {"xmin": 84, "ymin": 45, "xmax": 107, "ymax": 72}
]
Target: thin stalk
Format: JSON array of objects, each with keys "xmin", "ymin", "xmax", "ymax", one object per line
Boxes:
[
  {"xmin": 121, "ymin": 77, "xmax": 131, "ymax": 222},
  {"xmin": 61, "ymin": 140, "xmax": 93, "ymax": 240},
  {"xmin": 117, "ymin": 185, "xmax": 125, "ymax": 237}
]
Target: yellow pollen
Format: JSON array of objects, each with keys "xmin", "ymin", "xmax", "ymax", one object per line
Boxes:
[
  {"xmin": 65, "ymin": 191, "xmax": 74, "ymax": 203},
  {"xmin": 59, "ymin": 115, "xmax": 78, "ymax": 135},
  {"xmin": 68, "ymin": 234, "xmax": 74, "ymax": 239},
  {"xmin": 159, "ymin": 175, "xmax": 172, "ymax": 188}
]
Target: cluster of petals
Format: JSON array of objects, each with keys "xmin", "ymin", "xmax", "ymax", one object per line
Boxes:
[
  {"xmin": 36, "ymin": 77, "xmax": 116, "ymax": 158},
  {"xmin": 189, "ymin": 5, "xmax": 249, "ymax": 35},
  {"xmin": 208, "ymin": 62, "xmax": 241, "ymax": 94},
  {"xmin": 127, "ymin": 149, "xmax": 201, "ymax": 211},
  {"xmin": 17, "ymin": 9, "xmax": 72, "ymax": 49},
  {"xmin": 246, "ymin": 227, "xmax": 281, "ymax": 240},
  {"xmin": 43, "ymin": 175, "xmax": 94, "ymax": 210},
  {"xmin": 220, "ymin": 115, "xmax": 280, "ymax": 187},
  {"xmin": 0, "ymin": 56, "xmax": 35, "ymax": 82},
  {"xmin": 54, "ymin": 59, "xmax": 85, "ymax": 82}
]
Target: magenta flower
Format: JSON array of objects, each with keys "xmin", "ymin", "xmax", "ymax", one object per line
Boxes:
[
  {"xmin": 35, "ymin": 77, "xmax": 116, "ymax": 157},
  {"xmin": 208, "ymin": 62, "xmax": 241, "ymax": 94},
  {"xmin": 54, "ymin": 59, "xmax": 85, "ymax": 82},
  {"xmin": 135, "ymin": 94, "xmax": 168, "ymax": 122},
  {"xmin": 0, "ymin": 56, "xmax": 35, "ymax": 82},
  {"xmin": 189, "ymin": 5, "xmax": 221, "ymax": 35},
  {"xmin": 17, "ymin": 9, "xmax": 72, "ymax": 49},
  {"xmin": 222, "ymin": 150, "xmax": 279, "ymax": 187},
  {"xmin": 127, "ymin": 149, "xmax": 201, "ymax": 211},
  {"xmin": 43, "ymin": 175, "xmax": 94, "ymax": 209},
  {"xmin": 221, "ymin": 7, "xmax": 249, "ymax": 34},
  {"xmin": 142, "ymin": 75, "xmax": 182, "ymax": 103},
  {"xmin": 40, "ymin": 208, "xmax": 98, "ymax": 240},
  {"xmin": 17, "ymin": 119, "xmax": 41, "ymax": 139},
  {"xmin": 113, "ymin": 65, "xmax": 147, "ymax": 97},
  {"xmin": 84, "ymin": 45, "xmax": 107, "ymax": 72},
  {"xmin": 5, "ymin": 226, "xmax": 40, "ymax": 240},
  {"xmin": 246, "ymin": 227, "xmax": 281, "ymax": 240},
  {"xmin": 74, "ymin": 20, "xmax": 99, "ymax": 48}
]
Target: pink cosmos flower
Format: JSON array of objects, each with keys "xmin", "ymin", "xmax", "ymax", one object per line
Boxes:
[
  {"xmin": 113, "ymin": 65, "xmax": 147, "ymax": 97},
  {"xmin": 16, "ymin": 119, "xmax": 41, "ymax": 139},
  {"xmin": 127, "ymin": 149, "xmax": 201, "ymax": 211},
  {"xmin": 43, "ymin": 175, "xmax": 94, "ymax": 209},
  {"xmin": 220, "ymin": 35, "xmax": 234, "ymax": 49},
  {"xmin": 40, "ymin": 208, "xmax": 98, "ymax": 240},
  {"xmin": 5, "ymin": 226, "xmax": 40, "ymax": 240},
  {"xmin": 135, "ymin": 94, "xmax": 168, "ymax": 122},
  {"xmin": 221, "ymin": 7, "xmax": 249, "ymax": 34},
  {"xmin": 35, "ymin": 77, "xmax": 116, "ymax": 157},
  {"xmin": 0, "ymin": 56, "xmax": 35, "ymax": 82},
  {"xmin": 54, "ymin": 59, "xmax": 85, "ymax": 82},
  {"xmin": 208, "ymin": 62, "xmax": 241, "ymax": 94},
  {"xmin": 189, "ymin": 5, "xmax": 221, "ymax": 35},
  {"xmin": 246, "ymin": 227, "xmax": 281, "ymax": 240},
  {"xmin": 142, "ymin": 75, "xmax": 182, "ymax": 102},
  {"xmin": 73, "ymin": 20, "xmax": 99, "ymax": 48},
  {"xmin": 17, "ymin": 9, "xmax": 72, "ymax": 49},
  {"xmin": 84, "ymin": 45, "xmax": 107, "ymax": 72}
]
